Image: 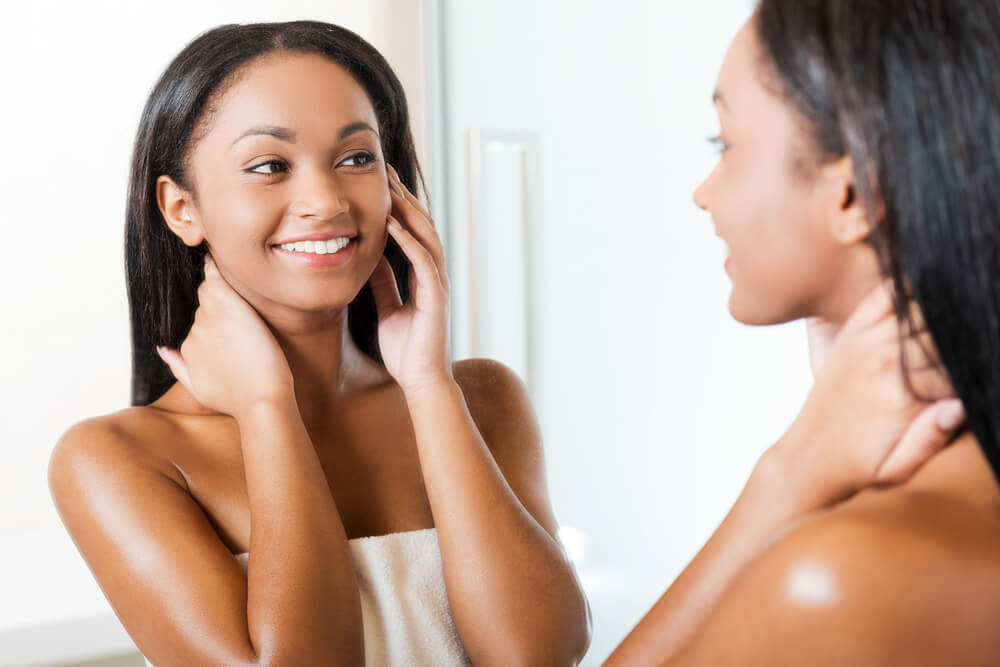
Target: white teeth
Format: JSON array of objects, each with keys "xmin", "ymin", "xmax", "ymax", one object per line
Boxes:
[{"xmin": 278, "ymin": 238, "xmax": 352, "ymax": 254}]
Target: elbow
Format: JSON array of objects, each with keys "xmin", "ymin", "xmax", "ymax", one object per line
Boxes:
[
  {"xmin": 474, "ymin": 605, "xmax": 593, "ymax": 667},
  {"xmin": 250, "ymin": 638, "xmax": 365, "ymax": 667}
]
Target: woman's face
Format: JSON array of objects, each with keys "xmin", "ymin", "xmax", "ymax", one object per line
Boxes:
[
  {"xmin": 693, "ymin": 21, "xmax": 859, "ymax": 326},
  {"xmin": 165, "ymin": 52, "xmax": 392, "ymax": 317}
]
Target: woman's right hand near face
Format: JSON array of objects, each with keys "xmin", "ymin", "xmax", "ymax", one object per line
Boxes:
[
  {"xmin": 156, "ymin": 254, "xmax": 295, "ymax": 420},
  {"xmin": 774, "ymin": 282, "xmax": 966, "ymax": 508}
]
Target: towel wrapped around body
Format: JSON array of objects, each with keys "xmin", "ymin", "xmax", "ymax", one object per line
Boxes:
[{"xmin": 144, "ymin": 527, "xmax": 471, "ymax": 667}]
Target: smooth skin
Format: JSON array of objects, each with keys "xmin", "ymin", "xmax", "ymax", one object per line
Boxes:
[
  {"xmin": 48, "ymin": 53, "xmax": 590, "ymax": 667},
  {"xmin": 606, "ymin": 20, "xmax": 1000, "ymax": 667}
]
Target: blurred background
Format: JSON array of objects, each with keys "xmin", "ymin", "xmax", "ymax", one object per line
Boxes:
[{"xmin": 0, "ymin": 1, "xmax": 812, "ymax": 664}]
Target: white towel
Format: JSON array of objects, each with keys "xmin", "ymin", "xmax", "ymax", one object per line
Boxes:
[
  {"xmin": 146, "ymin": 528, "xmax": 470, "ymax": 666},
  {"xmin": 345, "ymin": 528, "xmax": 471, "ymax": 666}
]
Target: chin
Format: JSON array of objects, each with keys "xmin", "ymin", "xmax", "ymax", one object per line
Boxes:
[{"xmin": 728, "ymin": 292, "xmax": 798, "ymax": 327}]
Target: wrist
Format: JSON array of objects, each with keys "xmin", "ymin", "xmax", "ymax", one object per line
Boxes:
[
  {"xmin": 234, "ymin": 392, "xmax": 299, "ymax": 425},
  {"xmin": 398, "ymin": 371, "xmax": 458, "ymax": 401}
]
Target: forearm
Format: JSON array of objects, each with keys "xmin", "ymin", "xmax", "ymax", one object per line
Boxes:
[
  {"xmin": 606, "ymin": 435, "xmax": 840, "ymax": 667},
  {"xmin": 237, "ymin": 397, "xmax": 363, "ymax": 665},
  {"xmin": 404, "ymin": 379, "xmax": 590, "ymax": 665}
]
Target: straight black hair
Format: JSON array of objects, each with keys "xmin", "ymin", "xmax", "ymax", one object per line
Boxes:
[
  {"xmin": 125, "ymin": 21, "xmax": 424, "ymax": 406},
  {"xmin": 755, "ymin": 0, "xmax": 1000, "ymax": 480}
]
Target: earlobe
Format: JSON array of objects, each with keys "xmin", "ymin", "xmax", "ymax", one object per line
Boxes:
[{"xmin": 156, "ymin": 175, "xmax": 205, "ymax": 247}]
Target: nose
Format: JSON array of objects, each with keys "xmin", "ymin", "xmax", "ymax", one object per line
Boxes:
[
  {"xmin": 289, "ymin": 166, "xmax": 349, "ymax": 220},
  {"xmin": 692, "ymin": 174, "xmax": 710, "ymax": 211}
]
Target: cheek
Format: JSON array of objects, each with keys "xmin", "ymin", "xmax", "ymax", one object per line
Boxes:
[
  {"xmin": 198, "ymin": 183, "xmax": 286, "ymax": 255},
  {"xmin": 349, "ymin": 177, "xmax": 391, "ymax": 243},
  {"xmin": 724, "ymin": 176, "xmax": 830, "ymax": 324}
]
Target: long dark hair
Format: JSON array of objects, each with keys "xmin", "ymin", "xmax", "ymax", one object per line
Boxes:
[
  {"xmin": 125, "ymin": 21, "xmax": 424, "ymax": 406},
  {"xmin": 754, "ymin": 0, "xmax": 1000, "ymax": 480}
]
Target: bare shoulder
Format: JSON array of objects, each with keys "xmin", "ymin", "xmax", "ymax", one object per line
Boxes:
[
  {"xmin": 453, "ymin": 357, "xmax": 531, "ymax": 413},
  {"xmin": 674, "ymin": 491, "xmax": 1000, "ymax": 666},
  {"xmin": 451, "ymin": 358, "xmax": 559, "ymax": 534},
  {"xmin": 49, "ymin": 408, "xmax": 189, "ymax": 503},
  {"xmin": 452, "ymin": 358, "xmax": 538, "ymax": 442}
]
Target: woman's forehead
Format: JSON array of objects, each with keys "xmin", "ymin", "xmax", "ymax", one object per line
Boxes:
[{"xmin": 203, "ymin": 52, "xmax": 379, "ymax": 145}]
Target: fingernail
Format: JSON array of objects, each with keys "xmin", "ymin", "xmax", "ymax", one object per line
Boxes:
[
  {"xmin": 388, "ymin": 217, "xmax": 401, "ymax": 229},
  {"xmin": 936, "ymin": 400, "xmax": 965, "ymax": 431}
]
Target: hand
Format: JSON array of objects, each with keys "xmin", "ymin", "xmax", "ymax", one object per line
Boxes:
[
  {"xmin": 155, "ymin": 254, "xmax": 295, "ymax": 419},
  {"xmin": 368, "ymin": 165, "xmax": 452, "ymax": 393},
  {"xmin": 806, "ymin": 317, "xmax": 840, "ymax": 377},
  {"xmin": 777, "ymin": 282, "xmax": 965, "ymax": 505}
]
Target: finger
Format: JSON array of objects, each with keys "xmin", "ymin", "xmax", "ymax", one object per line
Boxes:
[
  {"xmin": 386, "ymin": 167, "xmax": 436, "ymax": 234},
  {"xmin": 874, "ymin": 399, "xmax": 964, "ymax": 485},
  {"xmin": 842, "ymin": 279, "xmax": 895, "ymax": 333},
  {"xmin": 390, "ymin": 188, "xmax": 447, "ymax": 284},
  {"xmin": 155, "ymin": 345, "xmax": 193, "ymax": 393},
  {"xmin": 903, "ymin": 298, "xmax": 927, "ymax": 337},
  {"xmin": 906, "ymin": 363, "xmax": 955, "ymax": 401},
  {"xmin": 387, "ymin": 164, "xmax": 432, "ymax": 221},
  {"xmin": 899, "ymin": 329, "xmax": 953, "ymax": 399},
  {"xmin": 368, "ymin": 256, "xmax": 403, "ymax": 320},
  {"xmin": 387, "ymin": 216, "xmax": 443, "ymax": 295},
  {"xmin": 202, "ymin": 253, "xmax": 222, "ymax": 281},
  {"xmin": 806, "ymin": 317, "xmax": 840, "ymax": 377}
]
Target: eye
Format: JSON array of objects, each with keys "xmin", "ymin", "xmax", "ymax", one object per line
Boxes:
[
  {"xmin": 707, "ymin": 135, "xmax": 730, "ymax": 154},
  {"xmin": 339, "ymin": 151, "xmax": 376, "ymax": 167},
  {"xmin": 246, "ymin": 159, "xmax": 289, "ymax": 175}
]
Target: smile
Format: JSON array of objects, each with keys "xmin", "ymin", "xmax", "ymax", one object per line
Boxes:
[
  {"xmin": 276, "ymin": 238, "xmax": 352, "ymax": 255},
  {"xmin": 272, "ymin": 237, "xmax": 357, "ymax": 268}
]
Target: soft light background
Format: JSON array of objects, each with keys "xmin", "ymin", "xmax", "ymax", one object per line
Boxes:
[{"xmin": 1, "ymin": 1, "xmax": 813, "ymax": 665}]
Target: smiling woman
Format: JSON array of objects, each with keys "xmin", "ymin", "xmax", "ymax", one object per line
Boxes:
[
  {"xmin": 126, "ymin": 24, "xmax": 420, "ymax": 407},
  {"xmin": 47, "ymin": 21, "xmax": 590, "ymax": 667}
]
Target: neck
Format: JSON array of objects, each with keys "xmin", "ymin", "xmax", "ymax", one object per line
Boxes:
[
  {"xmin": 263, "ymin": 306, "xmax": 388, "ymax": 429},
  {"xmin": 155, "ymin": 306, "xmax": 389, "ymax": 430},
  {"xmin": 905, "ymin": 431, "xmax": 1000, "ymax": 510},
  {"xmin": 812, "ymin": 245, "xmax": 883, "ymax": 326}
]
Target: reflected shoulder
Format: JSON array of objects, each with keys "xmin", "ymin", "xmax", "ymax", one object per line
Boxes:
[{"xmin": 673, "ymin": 497, "xmax": 1000, "ymax": 666}]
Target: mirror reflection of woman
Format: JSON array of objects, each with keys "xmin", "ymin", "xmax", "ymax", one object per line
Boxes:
[
  {"xmin": 48, "ymin": 22, "xmax": 590, "ymax": 666},
  {"xmin": 608, "ymin": 1, "xmax": 1000, "ymax": 665}
]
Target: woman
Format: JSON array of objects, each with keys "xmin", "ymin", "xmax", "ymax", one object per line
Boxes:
[
  {"xmin": 608, "ymin": 1, "xmax": 1000, "ymax": 664},
  {"xmin": 47, "ymin": 21, "xmax": 590, "ymax": 666}
]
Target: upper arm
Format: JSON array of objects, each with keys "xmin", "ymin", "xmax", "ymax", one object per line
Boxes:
[
  {"xmin": 667, "ymin": 511, "xmax": 990, "ymax": 667},
  {"xmin": 453, "ymin": 358, "xmax": 561, "ymax": 539},
  {"xmin": 48, "ymin": 418, "xmax": 258, "ymax": 666}
]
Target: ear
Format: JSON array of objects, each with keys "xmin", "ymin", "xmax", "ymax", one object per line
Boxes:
[
  {"xmin": 824, "ymin": 156, "xmax": 873, "ymax": 247},
  {"xmin": 156, "ymin": 175, "xmax": 205, "ymax": 247}
]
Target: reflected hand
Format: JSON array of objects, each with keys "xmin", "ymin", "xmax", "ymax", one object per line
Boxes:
[
  {"xmin": 155, "ymin": 254, "xmax": 295, "ymax": 419},
  {"xmin": 368, "ymin": 165, "xmax": 452, "ymax": 393},
  {"xmin": 782, "ymin": 282, "xmax": 965, "ymax": 502},
  {"xmin": 806, "ymin": 317, "xmax": 840, "ymax": 377}
]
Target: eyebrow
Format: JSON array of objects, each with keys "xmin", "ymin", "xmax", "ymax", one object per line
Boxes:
[{"xmin": 230, "ymin": 121, "xmax": 379, "ymax": 147}]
